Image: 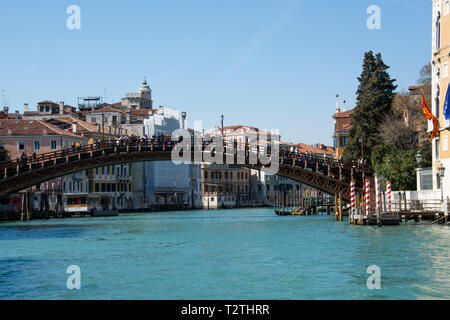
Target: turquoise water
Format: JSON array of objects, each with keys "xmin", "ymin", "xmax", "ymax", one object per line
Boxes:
[{"xmin": 0, "ymin": 208, "xmax": 449, "ymax": 300}]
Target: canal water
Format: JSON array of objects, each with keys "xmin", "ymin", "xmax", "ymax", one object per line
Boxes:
[{"xmin": 0, "ymin": 208, "xmax": 449, "ymax": 300}]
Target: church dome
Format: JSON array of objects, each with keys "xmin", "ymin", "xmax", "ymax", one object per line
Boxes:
[{"xmin": 138, "ymin": 79, "xmax": 151, "ymax": 93}]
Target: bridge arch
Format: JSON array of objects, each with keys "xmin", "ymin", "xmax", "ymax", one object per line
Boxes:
[{"xmin": 0, "ymin": 142, "xmax": 369, "ymax": 201}]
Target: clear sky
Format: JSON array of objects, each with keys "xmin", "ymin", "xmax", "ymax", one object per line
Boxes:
[{"xmin": 0, "ymin": 0, "xmax": 432, "ymax": 145}]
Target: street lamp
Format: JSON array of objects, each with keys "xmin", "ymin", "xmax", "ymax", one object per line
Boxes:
[
  {"xmin": 415, "ymin": 151, "xmax": 423, "ymax": 167},
  {"xmin": 438, "ymin": 163, "xmax": 445, "ymax": 202}
]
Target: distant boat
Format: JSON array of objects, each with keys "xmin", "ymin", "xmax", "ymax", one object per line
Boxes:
[{"xmin": 367, "ymin": 214, "xmax": 400, "ymax": 226}]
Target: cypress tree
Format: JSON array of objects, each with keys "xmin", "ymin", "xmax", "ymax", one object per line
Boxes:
[{"xmin": 343, "ymin": 51, "xmax": 397, "ymax": 163}]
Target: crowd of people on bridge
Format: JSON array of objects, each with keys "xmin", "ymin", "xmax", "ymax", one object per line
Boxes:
[{"xmin": 8, "ymin": 132, "xmax": 368, "ymax": 179}]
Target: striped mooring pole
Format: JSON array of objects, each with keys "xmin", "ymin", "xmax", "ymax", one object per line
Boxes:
[
  {"xmin": 350, "ymin": 180, "xmax": 356, "ymax": 222},
  {"xmin": 365, "ymin": 179, "xmax": 370, "ymax": 218},
  {"xmin": 376, "ymin": 177, "xmax": 381, "ymax": 214},
  {"xmin": 376, "ymin": 177, "xmax": 381, "ymax": 224},
  {"xmin": 387, "ymin": 181, "xmax": 392, "ymax": 213}
]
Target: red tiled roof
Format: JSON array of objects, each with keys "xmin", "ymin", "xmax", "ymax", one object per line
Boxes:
[
  {"xmin": 130, "ymin": 109, "xmax": 156, "ymax": 115},
  {"xmin": 282, "ymin": 142, "xmax": 334, "ymax": 154},
  {"xmin": 222, "ymin": 125, "xmax": 274, "ymax": 137},
  {"xmin": 37, "ymin": 100, "xmax": 59, "ymax": 105},
  {"xmin": 334, "ymin": 109, "xmax": 353, "ymax": 118},
  {"xmin": 50, "ymin": 116, "xmax": 99, "ymax": 133},
  {"xmin": 87, "ymin": 107, "xmax": 126, "ymax": 114},
  {"xmin": 0, "ymin": 111, "xmax": 23, "ymax": 119},
  {"xmin": 0, "ymin": 119, "xmax": 80, "ymax": 137}
]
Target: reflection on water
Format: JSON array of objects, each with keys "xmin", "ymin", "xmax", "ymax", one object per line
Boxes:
[{"xmin": 0, "ymin": 208, "xmax": 449, "ymax": 300}]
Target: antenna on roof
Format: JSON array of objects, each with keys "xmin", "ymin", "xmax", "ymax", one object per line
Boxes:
[
  {"xmin": 1, "ymin": 89, "xmax": 5, "ymax": 108},
  {"xmin": 104, "ymin": 87, "xmax": 107, "ymax": 104}
]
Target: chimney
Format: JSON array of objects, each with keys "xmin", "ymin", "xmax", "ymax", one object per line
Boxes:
[
  {"xmin": 42, "ymin": 128, "xmax": 48, "ymax": 135},
  {"xmin": 72, "ymin": 122, "xmax": 77, "ymax": 133},
  {"xmin": 343, "ymin": 100, "xmax": 346, "ymax": 112},
  {"xmin": 15, "ymin": 110, "xmax": 19, "ymax": 119},
  {"xmin": 3, "ymin": 107, "xmax": 8, "ymax": 115},
  {"xmin": 24, "ymin": 103, "xmax": 29, "ymax": 113},
  {"xmin": 335, "ymin": 94, "xmax": 340, "ymax": 113},
  {"xmin": 59, "ymin": 101, "xmax": 64, "ymax": 114},
  {"xmin": 7, "ymin": 128, "xmax": 12, "ymax": 136}
]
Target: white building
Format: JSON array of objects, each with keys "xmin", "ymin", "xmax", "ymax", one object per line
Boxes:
[
  {"xmin": 143, "ymin": 107, "xmax": 202, "ymax": 209},
  {"xmin": 120, "ymin": 79, "xmax": 153, "ymax": 110}
]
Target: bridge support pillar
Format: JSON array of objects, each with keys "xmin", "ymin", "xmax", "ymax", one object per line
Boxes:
[
  {"xmin": 21, "ymin": 191, "xmax": 31, "ymax": 221},
  {"xmin": 334, "ymin": 194, "xmax": 338, "ymax": 220}
]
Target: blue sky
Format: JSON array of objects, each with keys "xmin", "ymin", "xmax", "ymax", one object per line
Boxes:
[{"xmin": 0, "ymin": 0, "xmax": 432, "ymax": 145}]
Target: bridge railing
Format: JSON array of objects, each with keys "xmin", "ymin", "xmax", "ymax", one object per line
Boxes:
[{"xmin": 0, "ymin": 138, "xmax": 372, "ymax": 181}]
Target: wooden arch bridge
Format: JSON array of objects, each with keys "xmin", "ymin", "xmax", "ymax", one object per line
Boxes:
[{"xmin": 0, "ymin": 140, "xmax": 372, "ymax": 200}]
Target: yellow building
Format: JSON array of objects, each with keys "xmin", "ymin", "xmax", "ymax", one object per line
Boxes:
[{"xmin": 431, "ymin": 0, "xmax": 450, "ymax": 199}]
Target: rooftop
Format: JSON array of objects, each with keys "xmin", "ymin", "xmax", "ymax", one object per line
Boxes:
[{"xmin": 0, "ymin": 119, "xmax": 80, "ymax": 137}]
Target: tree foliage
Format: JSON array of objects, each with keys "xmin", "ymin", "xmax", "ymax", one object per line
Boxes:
[
  {"xmin": 0, "ymin": 145, "xmax": 9, "ymax": 162},
  {"xmin": 372, "ymin": 146, "xmax": 418, "ymax": 191},
  {"xmin": 369, "ymin": 64, "xmax": 433, "ymax": 190},
  {"xmin": 343, "ymin": 51, "xmax": 397, "ymax": 163},
  {"xmin": 418, "ymin": 63, "xmax": 432, "ymax": 104},
  {"xmin": 378, "ymin": 91, "xmax": 427, "ymax": 151}
]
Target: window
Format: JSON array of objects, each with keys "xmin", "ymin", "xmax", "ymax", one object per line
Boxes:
[
  {"xmin": 445, "ymin": 1, "xmax": 450, "ymax": 15},
  {"xmin": 51, "ymin": 140, "xmax": 57, "ymax": 150},
  {"xmin": 34, "ymin": 140, "xmax": 40, "ymax": 151},
  {"xmin": 339, "ymin": 136, "xmax": 348, "ymax": 147},
  {"xmin": 436, "ymin": 12, "xmax": 441, "ymax": 50},
  {"xmin": 443, "ymin": 135, "xmax": 449, "ymax": 152},
  {"xmin": 435, "ymin": 86, "xmax": 440, "ymax": 117},
  {"xmin": 91, "ymin": 117, "xmax": 97, "ymax": 123},
  {"xmin": 443, "ymin": 62, "xmax": 449, "ymax": 78},
  {"xmin": 18, "ymin": 141, "xmax": 25, "ymax": 151},
  {"xmin": 45, "ymin": 105, "xmax": 50, "ymax": 112},
  {"xmin": 40, "ymin": 106, "xmax": 44, "ymax": 112},
  {"xmin": 436, "ymin": 138, "xmax": 440, "ymax": 160}
]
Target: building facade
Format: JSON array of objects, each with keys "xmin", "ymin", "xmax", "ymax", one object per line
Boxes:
[
  {"xmin": 432, "ymin": 0, "xmax": 450, "ymax": 201},
  {"xmin": 201, "ymin": 164, "xmax": 250, "ymax": 209},
  {"xmin": 120, "ymin": 79, "xmax": 153, "ymax": 110}
]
